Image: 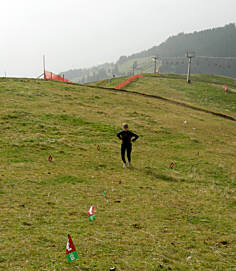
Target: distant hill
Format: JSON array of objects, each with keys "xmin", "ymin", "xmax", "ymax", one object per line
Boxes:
[{"xmin": 61, "ymin": 23, "xmax": 236, "ymax": 83}]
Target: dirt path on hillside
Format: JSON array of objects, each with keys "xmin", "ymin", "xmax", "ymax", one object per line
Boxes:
[{"xmin": 83, "ymin": 83, "xmax": 236, "ymax": 122}]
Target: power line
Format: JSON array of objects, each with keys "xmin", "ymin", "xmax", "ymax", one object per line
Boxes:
[
  {"xmin": 158, "ymin": 56, "xmax": 236, "ymax": 60},
  {"xmin": 195, "ymin": 56, "xmax": 236, "ymax": 59},
  {"xmin": 140, "ymin": 61, "xmax": 153, "ymax": 72}
]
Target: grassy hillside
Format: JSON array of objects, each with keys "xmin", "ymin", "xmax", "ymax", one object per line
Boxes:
[
  {"xmin": 0, "ymin": 77, "xmax": 235, "ymax": 271},
  {"xmin": 95, "ymin": 74, "xmax": 236, "ymax": 116}
]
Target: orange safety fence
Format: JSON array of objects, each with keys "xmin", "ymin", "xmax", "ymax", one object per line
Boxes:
[
  {"xmin": 44, "ymin": 71, "xmax": 72, "ymax": 83},
  {"xmin": 114, "ymin": 74, "xmax": 143, "ymax": 89}
]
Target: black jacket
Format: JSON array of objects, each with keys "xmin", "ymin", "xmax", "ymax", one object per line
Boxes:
[{"xmin": 117, "ymin": 130, "xmax": 139, "ymax": 145}]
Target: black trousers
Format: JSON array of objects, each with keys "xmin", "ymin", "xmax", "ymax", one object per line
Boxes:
[{"xmin": 121, "ymin": 143, "xmax": 132, "ymax": 164}]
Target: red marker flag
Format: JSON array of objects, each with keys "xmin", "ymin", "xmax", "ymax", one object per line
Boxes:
[
  {"xmin": 170, "ymin": 162, "xmax": 174, "ymax": 169},
  {"xmin": 48, "ymin": 155, "xmax": 53, "ymax": 162},
  {"xmin": 223, "ymin": 85, "xmax": 228, "ymax": 93},
  {"xmin": 66, "ymin": 234, "xmax": 79, "ymax": 262}
]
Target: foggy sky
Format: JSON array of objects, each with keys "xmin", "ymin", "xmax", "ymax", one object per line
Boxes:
[{"xmin": 1, "ymin": 0, "xmax": 236, "ymax": 78}]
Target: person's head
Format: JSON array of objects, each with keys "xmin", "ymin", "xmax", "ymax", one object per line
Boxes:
[{"xmin": 122, "ymin": 123, "xmax": 129, "ymax": 131}]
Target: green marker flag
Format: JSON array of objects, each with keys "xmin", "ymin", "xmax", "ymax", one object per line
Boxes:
[
  {"xmin": 89, "ymin": 215, "xmax": 95, "ymax": 222},
  {"xmin": 66, "ymin": 234, "xmax": 79, "ymax": 263},
  {"xmin": 88, "ymin": 205, "xmax": 95, "ymax": 222}
]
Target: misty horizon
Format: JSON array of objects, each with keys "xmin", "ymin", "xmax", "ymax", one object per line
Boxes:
[{"xmin": 1, "ymin": 0, "xmax": 236, "ymax": 78}]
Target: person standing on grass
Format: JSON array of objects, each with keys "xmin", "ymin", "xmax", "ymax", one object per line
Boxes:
[{"xmin": 117, "ymin": 123, "xmax": 139, "ymax": 168}]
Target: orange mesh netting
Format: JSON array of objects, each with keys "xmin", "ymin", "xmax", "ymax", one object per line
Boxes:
[
  {"xmin": 114, "ymin": 75, "xmax": 143, "ymax": 89},
  {"xmin": 44, "ymin": 71, "xmax": 72, "ymax": 83}
]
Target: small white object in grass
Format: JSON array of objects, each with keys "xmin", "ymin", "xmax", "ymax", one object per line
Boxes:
[
  {"xmin": 91, "ymin": 176, "xmax": 94, "ymax": 178},
  {"xmin": 192, "ymin": 128, "xmax": 196, "ymax": 130},
  {"xmin": 184, "ymin": 120, "xmax": 187, "ymax": 124}
]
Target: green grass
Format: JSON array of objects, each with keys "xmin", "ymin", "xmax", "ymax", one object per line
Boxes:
[
  {"xmin": 0, "ymin": 77, "xmax": 235, "ymax": 271},
  {"xmin": 151, "ymin": 73, "xmax": 236, "ymax": 88},
  {"xmin": 96, "ymin": 74, "xmax": 236, "ymax": 116}
]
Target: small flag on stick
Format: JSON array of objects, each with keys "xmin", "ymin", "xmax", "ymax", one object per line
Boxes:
[
  {"xmin": 88, "ymin": 206, "xmax": 95, "ymax": 222},
  {"xmin": 66, "ymin": 234, "xmax": 79, "ymax": 263},
  {"xmin": 223, "ymin": 85, "xmax": 228, "ymax": 93}
]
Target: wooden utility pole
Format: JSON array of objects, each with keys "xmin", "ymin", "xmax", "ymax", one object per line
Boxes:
[
  {"xmin": 43, "ymin": 55, "xmax": 46, "ymax": 79},
  {"xmin": 186, "ymin": 52, "xmax": 195, "ymax": 84},
  {"xmin": 152, "ymin": 57, "xmax": 157, "ymax": 74}
]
